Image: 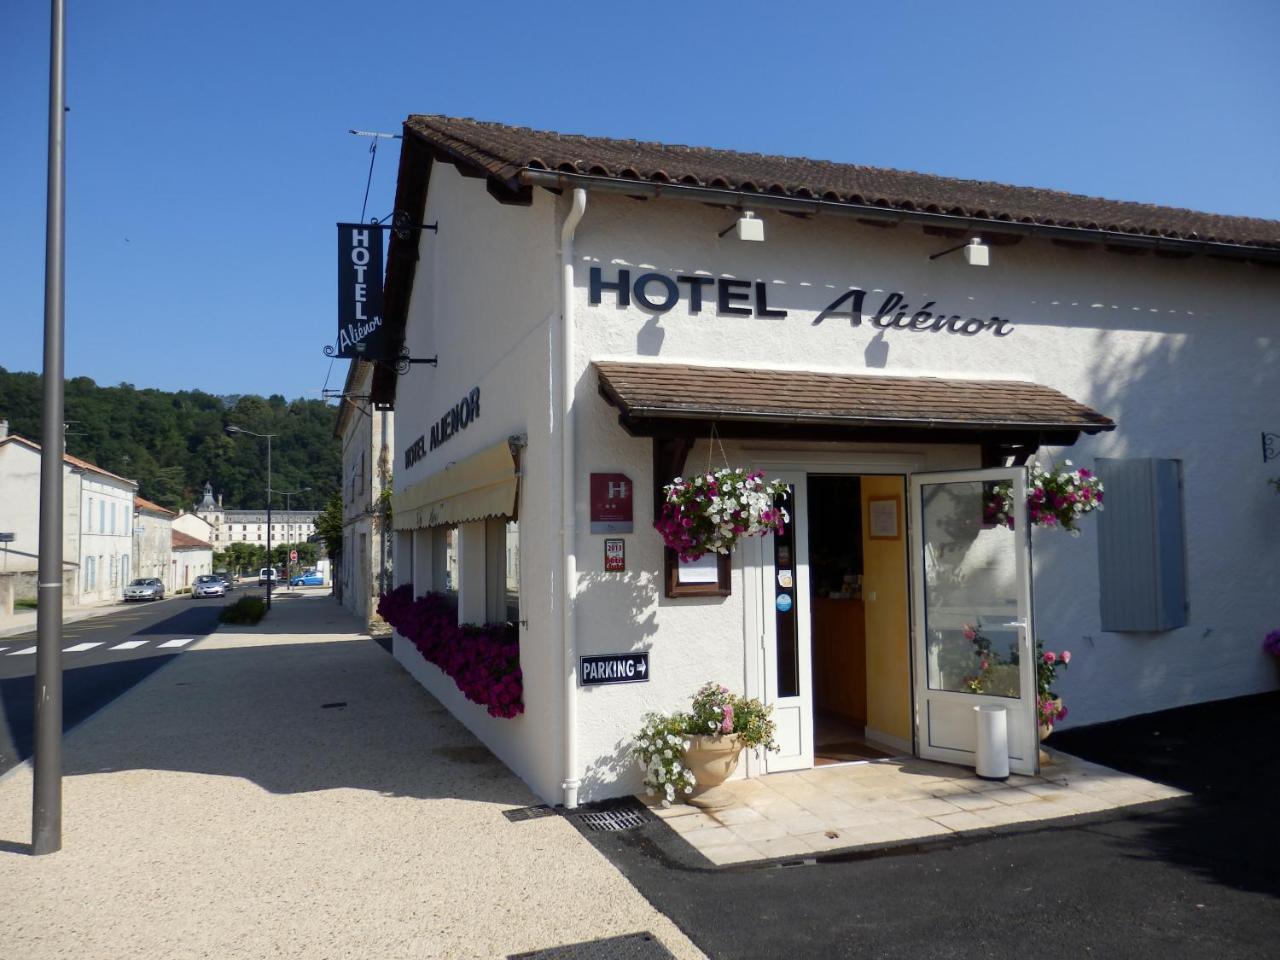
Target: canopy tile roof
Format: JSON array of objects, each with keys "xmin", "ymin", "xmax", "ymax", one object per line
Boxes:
[
  {"xmin": 594, "ymin": 361, "xmax": 1115, "ymax": 435},
  {"xmin": 405, "ymin": 115, "xmax": 1280, "ymax": 253}
]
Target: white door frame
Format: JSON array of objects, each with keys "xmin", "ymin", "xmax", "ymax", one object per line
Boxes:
[
  {"xmin": 908, "ymin": 467, "xmax": 1038, "ymax": 775},
  {"xmin": 741, "ymin": 450, "xmax": 924, "ymax": 780}
]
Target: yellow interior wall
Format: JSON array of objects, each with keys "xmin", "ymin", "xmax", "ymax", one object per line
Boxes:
[{"xmin": 860, "ymin": 476, "xmax": 912, "ymax": 744}]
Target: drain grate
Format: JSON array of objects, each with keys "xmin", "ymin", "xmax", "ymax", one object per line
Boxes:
[
  {"xmin": 503, "ymin": 804, "xmax": 558, "ymax": 823},
  {"xmin": 575, "ymin": 805, "xmax": 651, "ymax": 833},
  {"xmin": 509, "ymin": 932, "xmax": 675, "ymax": 959}
]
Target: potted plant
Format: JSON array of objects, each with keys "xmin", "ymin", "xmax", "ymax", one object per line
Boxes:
[
  {"xmin": 985, "ymin": 460, "xmax": 1104, "ymax": 535},
  {"xmin": 656, "ymin": 468, "xmax": 790, "ymax": 562},
  {"xmin": 634, "ymin": 682, "xmax": 779, "ymax": 807},
  {"xmin": 1036, "ymin": 642, "xmax": 1071, "ymax": 762}
]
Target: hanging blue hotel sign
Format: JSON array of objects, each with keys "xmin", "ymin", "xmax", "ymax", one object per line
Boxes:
[{"xmin": 334, "ymin": 223, "xmax": 386, "ymax": 358}]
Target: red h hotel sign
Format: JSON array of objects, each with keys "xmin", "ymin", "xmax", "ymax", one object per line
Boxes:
[{"xmin": 590, "ymin": 473, "xmax": 633, "ymax": 534}]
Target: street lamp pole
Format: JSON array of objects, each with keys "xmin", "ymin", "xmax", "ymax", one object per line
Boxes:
[
  {"xmin": 33, "ymin": 0, "xmax": 67, "ymax": 857},
  {"xmin": 226, "ymin": 426, "xmax": 276, "ymax": 609}
]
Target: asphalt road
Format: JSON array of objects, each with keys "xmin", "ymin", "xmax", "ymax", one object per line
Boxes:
[
  {"xmin": 577, "ymin": 692, "xmax": 1280, "ymax": 959},
  {"xmin": 0, "ymin": 593, "xmax": 232, "ymax": 777}
]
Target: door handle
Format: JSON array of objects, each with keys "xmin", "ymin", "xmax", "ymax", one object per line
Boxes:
[{"xmin": 1001, "ymin": 620, "xmax": 1027, "ymax": 629}]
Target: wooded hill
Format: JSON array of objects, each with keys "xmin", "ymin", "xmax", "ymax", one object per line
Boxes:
[{"xmin": 0, "ymin": 368, "xmax": 339, "ymax": 514}]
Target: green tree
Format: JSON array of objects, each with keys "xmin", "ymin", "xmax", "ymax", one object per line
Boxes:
[
  {"xmin": 315, "ymin": 491, "xmax": 343, "ymax": 560},
  {"xmin": 0, "ymin": 367, "xmax": 340, "ymax": 512}
]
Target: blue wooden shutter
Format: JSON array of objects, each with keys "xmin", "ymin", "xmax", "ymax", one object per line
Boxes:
[{"xmin": 1096, "ymin": 458, "xmax": 1188, "ymax": 632}]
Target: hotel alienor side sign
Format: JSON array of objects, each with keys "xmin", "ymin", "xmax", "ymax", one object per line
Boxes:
[
  {"xmin": 332, "ymin": 224, "xmax": 386, "ymax": 359},
  {"xmin": 589, "ymin": 266, "xmax": 1016, "ymax": 338},
  {"xmin": 404, "ymin": 387, "xmax": 482, "ymax": 470}
]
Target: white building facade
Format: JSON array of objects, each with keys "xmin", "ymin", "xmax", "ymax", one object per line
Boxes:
[
  {"xmin": 193, "ymin": 483, "xmax": 318, "ymax": 548},
  {"xmin": 335, "ymin": 359, "xmax": 394, "ymax": 626},
  {"xmin": 0, "ymin": 430, "xmax": 137, "ymax": 604},
  {"xmin": 378, "ymin": 117, "xmax": 1280, "ymax": 807},
  {"xmin": 132, "ymin": 496, "xmax": 175, "ymax": 589}
]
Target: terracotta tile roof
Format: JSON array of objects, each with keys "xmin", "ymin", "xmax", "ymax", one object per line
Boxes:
[
  {"xmin": 172, "ymin": 529, "xmax": 212, "ymax": 550},
  {"xmin": 405, "ymin": 115, "xmax": 1280, "ymax": 253},
  {"xmin": 134, "ymin": 495, "xmax": 175, "ymax": 517},
  {"xmin": 0, "ymin": 435, "xmax": 137, "ymax": 486},
  {"xmin": 594, "ymin": 361, "xmax": 1115, "ymax": 434}
]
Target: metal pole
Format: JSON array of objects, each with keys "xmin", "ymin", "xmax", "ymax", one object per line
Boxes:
[
  {"xmin": 265, "ymin": 435, "xmax": 272, "ymax": 610},
  {"xmin": 33, "ymin": 0, "xmax": 66, "ymax": 857}
]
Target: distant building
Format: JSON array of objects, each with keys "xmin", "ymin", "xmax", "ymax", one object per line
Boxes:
[
  {"xmin": 0, "ymin": 422, "xmax": 137, "ymax": 604},
  {"xmin": 335, "ymin": 359, "xmax": 394, "ymax": 628},
  {"xmin": 171, "ymin": 529, "xmax": 213, "ymax": 587},
  {"xmin": 133, "ymin": 495, "xmax": 175, "ymax": 589},
  {"xmin": 192, "ymin": 482, "xmax": 319, "ymax": 548}
]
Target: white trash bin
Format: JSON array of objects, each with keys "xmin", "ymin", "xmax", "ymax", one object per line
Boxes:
[{"xmin": 974, "ymin": 704, "xmax": 1010, "ymax": 781}]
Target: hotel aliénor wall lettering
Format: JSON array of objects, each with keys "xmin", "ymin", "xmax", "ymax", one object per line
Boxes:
[
  {"xmin": 404, "ymin": 387, "xmax": 481, "ymax": 470},
  {"xmin": 589, "ymin": 266, "xmax": 1014, "ymax": 337}
]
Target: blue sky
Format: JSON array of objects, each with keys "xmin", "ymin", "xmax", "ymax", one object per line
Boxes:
[{"xmin": 3, "ymin": 1, "xmax": 1278, "ymax": 401}]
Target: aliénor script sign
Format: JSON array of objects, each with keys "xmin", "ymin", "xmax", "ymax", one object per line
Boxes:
[
  {"xmin": 589, "ymin": 266, "xmax": 1015, "ymax": 338},
  {"xmin": 334, "ymin": 223, "xmax": 386, "ymax": 358}
]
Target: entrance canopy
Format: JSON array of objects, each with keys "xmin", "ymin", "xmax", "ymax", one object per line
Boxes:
[{"xmin": 594, "ymin": 361, "xmax": 1115, "ymax": 451}]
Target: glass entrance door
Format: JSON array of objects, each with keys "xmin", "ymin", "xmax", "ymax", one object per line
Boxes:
[
  {"xmin": 759, "ymin": 473, "xmax": 814, "ymax": 773},
  {"xmin": 909, "ymin": 468, "xmax": 1037, "ymax": 775}
]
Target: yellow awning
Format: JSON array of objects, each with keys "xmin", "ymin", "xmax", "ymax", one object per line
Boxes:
[{"xmin": 392, "ymin": 438, "xmax": 519, "ymax": 530}]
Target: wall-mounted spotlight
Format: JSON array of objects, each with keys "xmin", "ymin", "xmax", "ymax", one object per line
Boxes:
[
  {"xmin": 718, "ymin": 210, "xmax": 765, "ymax": 242},
  {"xmin": 929, "ymin": 236, "xmax": 989, "ymax": 266}
]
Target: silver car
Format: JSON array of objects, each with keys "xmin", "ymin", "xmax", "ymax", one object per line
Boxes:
[
  {"xmin": 192, "ymin": 574, "xmax": 227, "ymax": 599},
  {"xmin": 124, "ymin": 578, "xmax": 165, "ymax": 602}
]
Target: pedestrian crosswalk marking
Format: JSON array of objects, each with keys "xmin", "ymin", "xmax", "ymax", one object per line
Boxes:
[
  {"xmin": 7, "ymin": 646, "xmax": 37, "ymax": 656},
  {"xmin": 64, "ymin": 642, "xmax": 104, "ymax": 652},
  {"xmin": 110, "ymin": 640, "xmax": 148, "ymax": 650},
  {"xmin": 158, "ymin": 638, "xmax": 194, "ymax": 648}
]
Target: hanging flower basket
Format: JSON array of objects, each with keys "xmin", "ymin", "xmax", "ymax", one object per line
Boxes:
[
  {"xmin": 984, "ymin": 461, "xmax": 1104, "ymax": 535},
  {"xmin": 656, "ymin": 468, "xmax": 790, "ymax": 562}
]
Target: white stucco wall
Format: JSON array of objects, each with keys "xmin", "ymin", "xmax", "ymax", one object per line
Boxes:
[
  {"xmin": 0, "ymin": 440, "xmax": 85, "ymax": 596},
  {"xmin": 77, "ymin": 473, "xmax": 136, "ymax": 603},
  {"xmin": 339, "ymin": 361, "xmax": 394, "ymax": 626},
  {"xmin": 565, "ymin": 193, "xmax": 1280, "ymax": 770},
  {"xmin": 132, "ymin": 508, "xmax": 174, "ymax": 587},
  {"xmin": 392, "ymin": 161, "xmax": 562, "ymax": 802},
  {"xmin": 394, "ymin": 173, "xmax": 1280, "ymax": 804}
]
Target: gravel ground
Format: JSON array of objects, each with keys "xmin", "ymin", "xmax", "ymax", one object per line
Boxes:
[{"xmin": 0, "ymin": 593, "xmax": 703, "ymax": 960}]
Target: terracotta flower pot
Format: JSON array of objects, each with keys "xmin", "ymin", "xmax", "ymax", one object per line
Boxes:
[
  {"xmin": 1038, "ymin": 696, "xmax": 1062, "ymax": 766},
  {"xmin": 684, "ymin": 733, "xmax": 743, "ymax": 795}
]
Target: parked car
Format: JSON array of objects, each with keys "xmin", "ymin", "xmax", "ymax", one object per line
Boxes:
[
  {"xmin": 123, "ymin": 578, "xmax": 165, "ymax": 602},
  {"xmin": 258, "ymin": 567, "xmax": 280, "ymax": 586},
  {"xmin": 214, "ymin": 570, "xmax": 235, "ymax": 589},
  {"xmin": 192, "ymin": 574, "xmax": 227, "ymax": 599},
  {"xmin": 289, "ymin": 570, "xmax": 324, "ymax": 587}
]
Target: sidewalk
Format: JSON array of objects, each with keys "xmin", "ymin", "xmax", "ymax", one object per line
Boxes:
[
  {"xmin": 0, "ymin": 596, "xmax": 127, "ymax": 639},
  {"xmin": 0, "ymin": 593, "xmax": 703, "ymax": 960}
]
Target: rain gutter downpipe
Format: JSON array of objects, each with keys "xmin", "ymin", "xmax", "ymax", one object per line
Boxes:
[{"xmin": 560, "ymin": 187, "xmax": 587, "ymax": 809}]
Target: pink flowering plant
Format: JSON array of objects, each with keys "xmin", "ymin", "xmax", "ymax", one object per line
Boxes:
[
  {"xmin": 377, "ymin": 585, "xmax": 524, "ymax": 718},
  {"xmin": 657, "ymin": 468, "xmax": 790, "ymax": 562},
  {"xmin": 984, "ymin": 460, "xmax": 1104, "ymax": 535},
  {"xmin": 634, "ymin": 682, "xmax": 778, "ymax": 806},
  {"xmin": 1263, "ymin": 629, "xmax": 1280, "ymax": 657},
  {"xmin": 1037, "ymin": 641, "xmax": 1072, "ymax": 727},
  {"xmin": 688, "ymin": 682, "xmax": 778, "ymax": 751}
]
